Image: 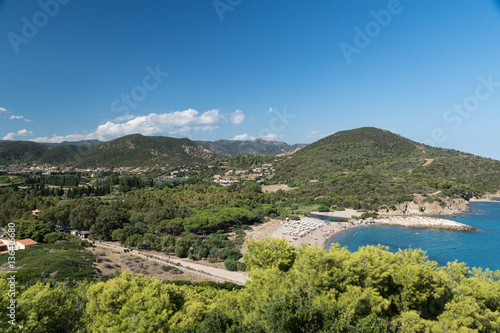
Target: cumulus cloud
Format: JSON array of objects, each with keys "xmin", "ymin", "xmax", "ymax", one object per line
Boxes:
[
  {"xmin": 112, "ymin": 114, "xmax": 136, "ymax": 123},
  {"xmin": 0, "ymin": 107, "xmax": 32, "ymax": 122},
  {"xmin": 32, "ymin": 108, "xmax": 233, "ymax": 143},
  {"xmin": 230, "ymin": 110, "xmax": 245, "ymax": 124},
  {"xmin": 232, "ymin": 133, "xmax": 255, "ymax": 141},
  {"xmin": 261, "ymin": 133, "xmax": 281, "ymax": 140},
  {"xmin": 3, "ymin": 129, "xmax": 33, "ymax": 140}
]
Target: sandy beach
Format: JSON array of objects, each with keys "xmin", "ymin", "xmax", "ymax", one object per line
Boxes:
[
  {"xmin": 244, "ymin": 212, "xmax": 476, "ymax": 250},
  {"xmin": 244, "ymin": 214, "xmax": 373, "ymax": 249}
]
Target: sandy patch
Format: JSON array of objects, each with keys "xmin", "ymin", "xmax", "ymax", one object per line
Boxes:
[
  {"xmin": 422, "ymin": 158, "xmax": 434, "ymax": 167},
  {"xmin": 261, "ymin": 184, "xmax": 293, "ymax": 193}
]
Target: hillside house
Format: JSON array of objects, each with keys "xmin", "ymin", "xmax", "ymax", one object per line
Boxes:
[{"xmin": 0, "ymin": 238, "xmax": 39, "ymax": 251}]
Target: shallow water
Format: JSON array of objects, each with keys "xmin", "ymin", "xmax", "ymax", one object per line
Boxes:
[{"xmin": 325, "ymin": 201, "xmax": 500, "ymax": 271}]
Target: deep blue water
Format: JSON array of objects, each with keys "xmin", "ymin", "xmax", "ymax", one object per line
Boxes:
[{"xmin": 324, "ymin": 201, "xmax": 500, "ymax": 271}]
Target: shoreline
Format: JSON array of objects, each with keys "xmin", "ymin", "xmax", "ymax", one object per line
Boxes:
[{"xmin": 246, "ymin": 211, "xmax": 478, "ymax": 249}]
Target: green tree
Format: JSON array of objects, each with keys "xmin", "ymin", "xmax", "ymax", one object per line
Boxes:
[{"xmin": 244, "ymin": 236, "xmax": 296, "ymax": 272}]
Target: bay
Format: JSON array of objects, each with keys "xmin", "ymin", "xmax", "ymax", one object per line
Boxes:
[{"xmin": 324, "ymin": 201, "xmax": 500, "ymax": 271}]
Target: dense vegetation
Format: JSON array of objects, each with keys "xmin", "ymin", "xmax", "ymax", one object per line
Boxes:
[
  {"xmin": 0, "ymin": 242, "xmax": 95, "ymax": 286},
  {"xmin": 2, "ymin": 239, "xmax": 499, "ymax": 332},
  {"xmin": 0, "ymin": 134, "xmax": 302, "ymax": 168},
  {"xmin": 272, "ymin": 127, "xmax": 500, "ymax": 210},
  {"xmin": 0, "ymin": 180, "xmax": 306, "ymax": 266}
]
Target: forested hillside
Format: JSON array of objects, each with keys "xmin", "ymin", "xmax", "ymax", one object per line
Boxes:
[
  {"xmin": 0, "ymin": 135, "xmax": 303, "ymax": 168},
  {"xmin": 273, "ymin": 127, "xmax": 500, "ymax": 210},
  {"xmin": 198, "ymin": 138, "xmax": 305, "ymax": 156},
  {"xmin": 0, "ymin": 134, "xmax": 216, "ymax": 168}
]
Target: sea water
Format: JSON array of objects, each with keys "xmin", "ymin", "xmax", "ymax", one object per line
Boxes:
[{"xmin": 324, "ymin": 201, "xmax": 500, "ymax": 271}]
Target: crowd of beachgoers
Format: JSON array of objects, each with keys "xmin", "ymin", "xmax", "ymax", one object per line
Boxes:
[
  {"xmin": 259, "ymin": 213, "xmax": 475, "ymax": 247},
  {"xmin": 268, "ymin": 216, "xmax": 375, "ymax": 247}
]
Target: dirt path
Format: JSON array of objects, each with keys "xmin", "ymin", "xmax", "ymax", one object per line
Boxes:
[
  {"xmin": 422, "ymin": 159, "xmax": 434, "ymax": 167},
  {"xmin": 92, "ymin": 241, "xmax": 248, "ymax": 284}
]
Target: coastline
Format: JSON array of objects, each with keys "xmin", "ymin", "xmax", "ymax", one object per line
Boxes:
[
  {"xmin": 245, "ymin": 212, "xmax": 477, "ymax": 250},
  {"xmin": 372, "ymin": 216, "xmax": 476, "ymax": 231},
  {"xmin": 244, "ymin": 194, "xmax": 500, "ymax": 249}
]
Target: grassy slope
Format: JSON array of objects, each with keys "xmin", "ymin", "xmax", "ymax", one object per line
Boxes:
[{"xmin": 0, "ymin": 243, "xmax": 95, "ymax": 285}]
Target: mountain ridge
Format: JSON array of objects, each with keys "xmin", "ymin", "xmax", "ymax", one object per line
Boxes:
[{"xmin": 0, "ymin": 134, "xmax": 303, "ymax": 167}]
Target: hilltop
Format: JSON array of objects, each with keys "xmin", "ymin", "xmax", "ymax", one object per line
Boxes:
[
  {"xmin": 0, "ymin": 135, "xmax": 303, "ymax": 168},
  {"xmin": 272, "ymin": 127, "xmax": 500, "ymax": 211},
  {"xmin": 197, "ymin": 139, "xmax": 305, "ymax": 156}
]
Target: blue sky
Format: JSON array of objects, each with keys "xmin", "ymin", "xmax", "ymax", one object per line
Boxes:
[{"xmin": 1, "ymin": 0, "xmax": 500, "ymax": 159}]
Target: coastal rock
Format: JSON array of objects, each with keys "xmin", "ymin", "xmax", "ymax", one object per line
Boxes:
[
  {"xmin": 394, "ymin": 196, "xmax": 469, "ymax": 216},
  {"xmin": 374, "ymin": 216, "xmax": 476, "ymax": 231}
]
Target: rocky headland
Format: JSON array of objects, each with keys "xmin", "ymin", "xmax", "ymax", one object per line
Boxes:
[{"xmin": 374, "ymin": 216, "xmax": 476, "ymax": 231}]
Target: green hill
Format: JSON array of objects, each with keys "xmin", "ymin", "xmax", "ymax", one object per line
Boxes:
[
  {"xmin": 0, "ymin": 135, "xmax": 304, "ymax": 168},
  {"xmin": 197, "ymin": 139, "xmax": 305, "ymax": 156},
  {"xmin": 273, "ymin": 127, "xmax": 500, "ymax": 209},
  {"xmin": 0, "ymin": 141, "xmax": 48, "ymax": 164},
  {"xmin": 73, "ymin": 134, "xmax": 218, "ymax": 168},
  {"xmin": 0, "ymin": 134, "xmax": 219, "ymax": 168}
]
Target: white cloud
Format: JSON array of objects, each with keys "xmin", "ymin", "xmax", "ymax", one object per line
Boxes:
[
  {"xmin": 0, "ymin": 107, "xmax": 32, "ymax": 122},
  {"xmin": 32, "ymin": 109, "xmax": 231, "ymax": 143},
  {"xmin": 230, "ymin": 110, "xmax": 245, "ymax": 124},
  {"xmin": 268, "ymin": 107, "xmax": 273, "ymax": 113},
  {"xmin": 3, "ymin": 129, "xmax": 33, "ymax": 140},
  {"xmin": 306, "ymin": 130, "xmax": 324, "ymax": 139},
  {"xmin": 232, "ymin": 133, "xmax": 255, "ymax": 141},
  {"xmin": 261, "ymin": 133, "xmax": 281, "ymax": 141},
  {"xmin": 112, "ymin": 114, "xmax": 136, "ymax": 123}
]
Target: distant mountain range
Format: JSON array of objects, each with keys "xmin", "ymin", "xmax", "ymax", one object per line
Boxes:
[
  {"xmin": 0, "ymin": 134, "xmax": 304, "ymax": 167},
  {"xmin": 197, "ymin": 139, "xmax": 305, "ymax": 157}
]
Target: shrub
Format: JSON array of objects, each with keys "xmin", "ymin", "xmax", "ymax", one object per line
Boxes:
[
  {"xmin": 175, "ymin": 246, "xmax": 188, "ymax": 258},
  {"xmin": 317, "ymin": 205, "xmax": 330, "ymax": 212},
  {"xmin": 237, "ymin": 262, "xmax": 246, "ymax": 271},
  {"xmin": 43, "ymin": 232, "xmax": 66, "ymax": 244},
  {"xmin": 219, "ymin": 248, "xmax": 242, "ymax": 261},
  {"xmin": 360, "ymin": 212, "xmax": 379, "ymax": 219},
  {"xmin": 207, "ymin": 254, "xmax": 218, "ymax": 263},
  {"xmin": 224, "ymin": 258, "xmax": 238, "ymax": 271}
]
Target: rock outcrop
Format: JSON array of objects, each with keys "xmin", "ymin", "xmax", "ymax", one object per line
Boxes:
[{"xmin": 374, "ymin": 216, "xmax": 476, "ymax": 231}]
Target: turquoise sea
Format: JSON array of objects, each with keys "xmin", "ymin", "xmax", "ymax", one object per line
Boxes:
[{"xmin": 323, "ymin": 201, "xmax": 500, "ymax": 271}]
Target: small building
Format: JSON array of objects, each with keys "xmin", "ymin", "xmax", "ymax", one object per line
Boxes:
[
  {"xmin": 0, "ymin": 238, "xmax": 39, "ymax": 250},
  {"xmin": 70, "ymin": 230, "xmax": 90, "ymax": 238},
  {"xmin": 32, "ymin": 209, "xmax": 41, "ymax": 216},
  {"xmin": 16, "ymin": 239, "xmax": 39, "ymax": 249}
]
